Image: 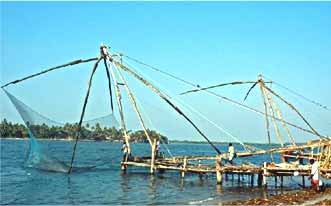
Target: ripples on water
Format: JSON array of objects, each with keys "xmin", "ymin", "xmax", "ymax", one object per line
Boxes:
[{"xmin": 0, "ymin": 139, "xmax": 315, "ymax": 205}]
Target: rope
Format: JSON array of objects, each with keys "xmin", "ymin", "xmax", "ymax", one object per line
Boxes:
[
  {"xmin": 122, "ymin": 59, "xmax": 256, "ymax": 151},
  {"xmin": 262, "ymin": 75, "xmax": 330, "ymax": 111},
  {"xmin": 122, "ymin": 54, "xmax": 320, "ymax": 137},
  {"xmin": 117, "ymin": 59, "xmax": 222, "ymax": 154},
  {"xmin": 264, "ymin": 85, "xmax": 324, "ymax": 139},
  {"xmin": 124, "ymin": 55, "xmax": 198, "ymax": 88},
  {"xmin": 116, "ymin": 73, "xmax": 187, "ymax": 155},
  {"xmin": 134, "ymin": 93, "xmax": 174, "ymax": 157}
]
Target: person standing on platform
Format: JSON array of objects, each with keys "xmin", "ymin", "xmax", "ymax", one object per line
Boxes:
[
  {"xmin": 228, "ymin": 143, "xmax": 235, "ymax": 165},
  {"xmin": 309, "ymin": 159, "xmax": 320, "ymax": 192},
  {"xmin": 122, "ymin": 142, "xmax": 128, "ymax": 162}
]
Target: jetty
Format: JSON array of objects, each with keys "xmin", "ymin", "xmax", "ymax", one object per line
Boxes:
[{"xmin": 2, "ymin": 45, "xmax": 330, "ymax": 187}]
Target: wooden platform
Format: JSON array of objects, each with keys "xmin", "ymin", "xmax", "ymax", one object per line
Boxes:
[{"xmin": 122, "ymin": 152, "xmax": 331, "ymax": 187}]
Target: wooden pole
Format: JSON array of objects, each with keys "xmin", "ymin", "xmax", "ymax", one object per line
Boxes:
[
  {"xmin": 302, "ymin": 175, "xmax": 305, "ymax": 188},
  {"xmin": 198, "ymin": 160, "xmax": 203, "ymax": 179},
  {"xmin": 251, "ymin": 174, "xmax": 254, "ymax": 186},
  {"xmin": 264, "ymin": 85, "xmax": 324, "ymax": 138},
  {"xmin": 274, "ymin": 176, "xmax": 277, "ymax": 188},
  {"xmin": 103, "ymin": 51, "xmax": 132, "ymax": 154},
  {"xmin": 216, "ymin": 155, "xmax": 222, "ymax": 184},
  {"xmin": 121, "ymin": 163, "xmax": 127, "ymax": 172},
  {"xmin": 151, "ymin": 139, "xmax": 157, "ymax": 174},
  {"xmin": 111, "ymin": 61, "xmax": 153, "ymax": 147},
  {"xmin": 68, "ymin": 56, "xmax": 102, "ymax": 174},
  {"xmin": 258, "ymin": 172, "xmax": 263, "ymax": 186},
  {"xmin": 258, "ymin": 76, "xmax": 277, "ymax": 162},
  {"xmin": 181, "ymin": 156, "xmax": 187, "ymax": 178},
  {"xmin": 264, "ymin": 84, "xmax": 296, "ymax": 146},
  {"xmin": 280, "ymin": 176, "xmax": 283, "ymax": 188},
  {"xmin": 258, "ymin": 76, "xmax": 271, "ymax": 145},
  {"xmin": 180, "ymin": 81, "xmax": 261, "ymax": 95},
  {"xmin": 264, "ymin": 87, "xmax": 284, "ymax": 147},
  {"xmin": 1, "ymin": 57, "xmax": 98, "ymax": 88},
  {"xmin": 119, "ymin": 60, "xmax": 316, "ymax": 137},
  {"xmin": 103, "ymin": 58, "xmax": 114, "ymax": 113},
  {"xmin": 116, "ymin": 61, "xmax": 222, "ymax": 154},
  {"xmin": 263, "ymin": 162, "xmax": 267, "ymax": 187}
]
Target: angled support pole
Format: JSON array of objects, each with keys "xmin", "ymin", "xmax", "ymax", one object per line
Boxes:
[
  {"xmin": 1, "ymin": 57, "xmax": 98, "ymax": 88},
  {"xmin": 111, "ymin": 59, "xmax": 153, "ymax": 147},
  {"xmin": 68, "ymin": 55, "xmax": 102, "ymax": 174},
  {"xmin": 258, "ymin": 75, "xmax": 274, "ymax": 161},
  {"xmin": 101, "ymin": 46, "xmax": 132, "ymax": 155},
  {"xmin": 103, "ymin": 58, "xmax": 114, "ymax": 113},
  {"xmin": 115, "ymin": 61, "xmax": 222, "ymax": 155},
  {"xmin": 264, "ymin": 87, "xmax": 284, "ymax": 147},
  {"xmin": 264, "ymin": 85, "xmax": 324, "ymax": 139},
  {"xmin": 265, "ymin": 88, "xmax": 296, "ymax": 146},
  {"xmin": 258, "ymin": 75, "xmax": 271, "ymax": 145}
]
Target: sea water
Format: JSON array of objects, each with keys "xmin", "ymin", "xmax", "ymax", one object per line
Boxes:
[{"xmin": 0, "ymin": 139, "xmax": 322, "ymax": 205}]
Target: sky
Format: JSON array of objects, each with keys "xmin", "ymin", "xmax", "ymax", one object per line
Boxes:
[{"xmin": 1, "ymin": 2, "xmax": 330, "ymax": 143}]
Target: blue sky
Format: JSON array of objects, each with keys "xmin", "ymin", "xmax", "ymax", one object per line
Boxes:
[{"xmin": 1, "ymin": 2, "xmax": 330, "ymax": 143}]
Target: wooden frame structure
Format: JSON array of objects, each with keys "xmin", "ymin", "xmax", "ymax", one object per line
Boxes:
[{"xmin": 2, "ymin": 45, "xmax": 330, "ymax": 187}]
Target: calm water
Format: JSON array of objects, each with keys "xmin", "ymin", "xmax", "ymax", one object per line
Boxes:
[{"xmin": 0, "ymin": 139, "xmax": 317, "ymax": 205}]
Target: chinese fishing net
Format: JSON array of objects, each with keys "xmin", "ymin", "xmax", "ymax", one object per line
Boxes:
[{"xmin": 3, "ymin": 89, "xmax": 119, "ymax": 173}]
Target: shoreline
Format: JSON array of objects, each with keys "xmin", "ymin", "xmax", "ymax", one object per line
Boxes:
[
  {"xmin": 1, "ymin": 137, "xmax": 310, "ymax": 145},
  {"xmin": 221, "ymin": 187, "xmax": 331, "ymax": 205}
]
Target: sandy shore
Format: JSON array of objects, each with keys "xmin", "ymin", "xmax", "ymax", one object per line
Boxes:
[{"xmin": 221, "ymin": 187, "xmax": 331, "ymax": 205}]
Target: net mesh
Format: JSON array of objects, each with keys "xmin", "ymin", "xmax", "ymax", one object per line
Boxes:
[{"xmin": 4, "ymin": 89, "xmax": 119, "ymax": 173}]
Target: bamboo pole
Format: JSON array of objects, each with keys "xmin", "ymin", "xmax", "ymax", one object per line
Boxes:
[
  {"xmin": 115, "ymin": 61, "xmax": 222, "ymax": 154},
  {"xmin": 161, "ymin": 139, "xmax": 330, "ymax": 162},
  {"xmin": 258, "ymin": 173, "xmax": 263, "ymax": 186},
  {"xmin": 1, "ymin": 57, "xmax": 98, "ymax": 88},
  {"xmin": 182, "ymin": 83, "xmax": 318, "ymax": 136},
  {"xmin": 103, "ymin": 59, "xmax": 114, "ymax": 112},
  {"xmin": 264, "ymin": 87, "xmax": 284, "ymax": 147},
  {"xmin": 181, "ymin": 156, "xmax": 187, "ymax": 178},
  {"xmin": 151, "ymin": 139, "xmax": 157, "ymax": 174},
  {"xmin": 103, "ymin": 52, "xmax": 131, "ymax": 154},
  {"xmin": 123, "ymin": 58, "xmax": 318, "ymax": 137},
  {"xmin": 68, "ymin": 56, "xmax": 102, "ymax": 174},
  {"xmin": 258, "ymin": 77, "xmax": 275, "ymax": 162},
  {"xmin": 263, "ymin": 162, "xmax": 267, "ymax": 187},
  {"xmin": 263, "ymin": 85, "xmax": 324, "ymax": 138},
  {"xmin": 243, "ymin": 81, "xmax": 259, "ymax": 101},
  {"xmin": 263, "ymin": 83, "xmax": 296, "ymax": 146},
  {"xmin": 216, "ymin": 155, "xmax": 223, "ymax": 184},
  {"xmin": 180, "ymin": 81, "xmax": 260, "ymax": 95},
  {"xmin": 258, "ymin": 77, "xmax": 271, "ymax": 145},
  {"xmin": 111, "ymin": 60, "xmax": 153, "ymax": 146}
]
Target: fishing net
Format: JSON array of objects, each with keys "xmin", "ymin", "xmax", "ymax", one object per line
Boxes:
[{"xmin": 4, "ymin": 89, "xmax": 119, "ymax": 173}]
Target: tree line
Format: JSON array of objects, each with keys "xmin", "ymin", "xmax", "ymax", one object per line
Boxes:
[{"xmin": 0, "ymin": 119, "xmax": 168, "ymax": 143}]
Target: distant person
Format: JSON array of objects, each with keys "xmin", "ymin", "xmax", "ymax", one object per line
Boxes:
[
  {"xmin": 308, "ymin": 159, "xmax": 321, "ymax": 192},
  {"xmin": 228, "ymin": 143, "xmax": 235, "ymax": 165},
  {"xmin": 121, "ymin": 142, "xmax": 128, "ymax": 162},
  {"xmin": 156, "ymin": 140, "xmax": 160, "ymax": 158}
]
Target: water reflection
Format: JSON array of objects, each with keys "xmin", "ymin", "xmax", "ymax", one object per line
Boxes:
[{"xmin": 216, "ymin": 184, "xmax": 222, "ymax": 193}]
